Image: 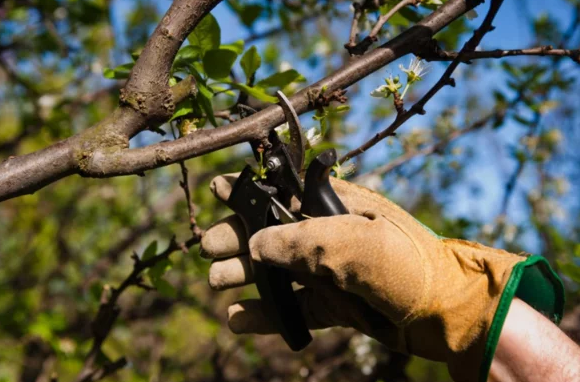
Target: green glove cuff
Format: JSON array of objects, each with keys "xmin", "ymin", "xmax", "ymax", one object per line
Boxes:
[{"xmin": 478, "ymin": 255, "xmax": 565, "ymax": 382}]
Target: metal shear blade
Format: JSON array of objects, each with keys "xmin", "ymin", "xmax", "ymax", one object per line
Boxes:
[{"xmin": 275, "ymin": 91, "xmax": 306, "ymax": 174}]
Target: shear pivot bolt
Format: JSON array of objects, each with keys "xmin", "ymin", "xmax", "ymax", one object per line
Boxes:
[{"xmin": 266, "ymin": 157, "xmax": 282, "ymax": 171}]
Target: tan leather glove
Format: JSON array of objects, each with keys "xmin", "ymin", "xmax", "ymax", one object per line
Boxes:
[{"xmin": 200, "ymin": 174, "xmax": 564, "ymax": 382}]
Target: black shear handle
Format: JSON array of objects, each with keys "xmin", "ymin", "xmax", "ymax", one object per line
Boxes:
[
  {"xmin": 261, "ymin": 149, "xmax": 348, "ymax": 351},
  {"xmin": 227, "ymin": 167, "xmax": 312, "ymax": 351},
  {"xmin": 227, "ymin": 149, "xmax": 348, "ymax": 352},
  {"xmin": 301, "ymin": 149, "xmax": 349, "ymax": 217}
]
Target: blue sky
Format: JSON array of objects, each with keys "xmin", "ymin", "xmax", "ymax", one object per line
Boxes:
[{"xmin": 110, "ymin": 0, "xmax": 578, "ymax": 252}]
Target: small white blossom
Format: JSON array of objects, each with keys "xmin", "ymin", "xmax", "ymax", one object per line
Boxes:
[
  {"xmin": 39, "ymin": 94, "xmax": 57, "ymax": 109},
  {"xmin": 482, "ymin": 224, "xmax": 494, "ymax": 236},
  {"xmin": 54, "ymin": 7, "xmax": 68, "ymax": 20},
  {"xmin": 91, "ymin": 60, "xmax": 103, "ymax": 74},
  {"xmin": 399, "ymin": 56, "xmax": 430, "ymax": 85},
  {"xmin": 275, "ymin": 122, "xmax": 290, "ymax": 143},
  {"xmin": 370, "ymin": 75, "xmax": 401, "ymax": 99},
  {"xmin": 279, "ymin": 61, "xmax": 292, "ymax": 72},
  {"xmin": 466, "ymin": 9, "xmax": 478, "ymax": 20},
  {"xmin": 314, "ymin": 40, "xmax": 331, "ymax": 56},
  {"xmin": 370, "ymin": 85, "xmax": 389, "ymax": 98},
  {"xmin": 305, "ymin": 126, "xmax": 322, "ymax": 147},
  {"xmin": 332, "ymin": 162, "xmax": 356, "ymax": 179},
  {"xmin": 503, "ymin": 224, "xmax": 517, "ymax": 243},
  {"xmin": 421, "ymin": 0, "xmax": 442, "ymax": 5}
]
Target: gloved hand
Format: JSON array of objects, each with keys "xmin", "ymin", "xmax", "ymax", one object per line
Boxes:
[{"xmin": 200, "ymin": 174, "xmax": 563, "ymax": 382}]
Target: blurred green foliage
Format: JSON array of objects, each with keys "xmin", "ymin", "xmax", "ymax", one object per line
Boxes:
[{"xmin": 1, "ymin": 0, "xmax": 579, "ymax": 381}]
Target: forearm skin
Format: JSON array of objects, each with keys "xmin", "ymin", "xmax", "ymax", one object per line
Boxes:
[{"xmin": 489, "ymin": 298, "xmax": 580, "ymax": 382}]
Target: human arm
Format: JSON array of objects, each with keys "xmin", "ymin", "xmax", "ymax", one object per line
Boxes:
[
  {"xmin": 489, "ymin": 298, "xmax": 580, "ymax": 382},
  {"xmin": 200, "ymin": 174, "xmax": 566, "ymax": 382}
]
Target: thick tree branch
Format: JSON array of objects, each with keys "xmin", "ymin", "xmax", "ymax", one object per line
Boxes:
[
  {"xmin": 81, "ymin": 0, "xmax": 483, "ymax": 178},
  {"xmin": 339, "ymin": 0, "xmax": 505, "ymax": 165},
  {"xmin": 0, "ymin": 0, "xmax": 482, "ymax": 201},
  {"xmin": 120, "ymin": 0, "xmax": 219, "ymax": 129}
]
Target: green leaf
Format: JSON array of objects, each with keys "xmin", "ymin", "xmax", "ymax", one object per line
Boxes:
[
  {"xmin": 334, "ymin": 105, "xmax": 351, "ymax": 113},
  {"xmin": 148, "ymin": 259, "xmax": 172, "ymax": 281},
  {"xmin": 202, "ymin": 49, "xmax": 238, "ymax": 79},
  {"xmin": 557, "ymin": 261, "xmax": 580, "ymax": 284},
  {"xmin": 240, "ymin": 4, "xmax": 263, "ymax": 27},
  {"xmin": 142, "ymin": 240, "xmax": 158, "ymax": 261},
  {"xmin": 241, "ymin": 46, "xmax": 261, "ymax": 80},
  {"xmin": 380, "ymin": 4, "xmax": 409, "ymax": 27},
  {"xmin": 209, "ymin": 84, "xmax": 236, "ymax": 96},
  {"xmin": 174, "ymin": 45, "xmax": 202, "ymax": 68},
  {"xmin": 131, "ymin": 50, "xmax": 141, "ymax": 61},
  {"xmin": 312, "ymin": 109, "xmax": 328, "ymax": 121},
  {"xmin": 279, "ymin": 8, "xmax": 291, "ymax": 30},
  {"xmin": 256, "ymin": 69, "xmax": 305, "ymax": 89},
  {"xmin": 399, "ymin": 8, "xmax": 421, "ymax": 23},
  {"xmin": 103, "ymin": 62, "xmax": 134, "ymax": 79},
  {"xmin": 152, "ymin": 278, "xmax": 177, "ymax": 298},
  {"xmin": 188, "ymin": 13, "xmax": 221, "ymax": 54},
  {"xmin": 513, "ymin": 114, "xmax": 534, "ymax": 126},
  {"xmin": 493, "ymin": 90, "xmax": 507, "ymax": 104},
  {"xmin": 228, "ymin": 82, "xmax": 278, "ymax": 103},
  {"xmin": 197, "ymin": 82, "xmax": 218, "ymax": 126},
  {"xmin": 221, "ymin": 40, "xmax": 244, "ymax": 55},
  {"xmin": 170, "ymin": 99, "xmax": 194, "ymax": 122}
]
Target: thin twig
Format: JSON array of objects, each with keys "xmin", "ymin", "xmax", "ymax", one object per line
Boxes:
[
  {"xmin": 345, "ymin": 0, "xmax": 419, "ymax": 55},
  {"xmin": 491, "ymin": 5, "xmax": 580, "ymax": 242},
  {"xmin": 170, "ymin": 124, "xmax": 204, "ymax": 239},
  {"xmin": 354, "ymin": 92, "xmax": 523, "ymax": 181},
  {"xmin": 370, "ymin": 0, "xmax": 419, "ymax": 39},
  {"xmin": 345, "ymin": 2, "xmax": 366, "ymax": 49},
  {"xmin": 423, "ymin": 45, "xmax": 580, "ymax": 64},
  {"xmin": 75, "ymin": 236, "xmax": 200, "ymax": 382},
  {"xmin": 178, "ymin": 161, "xmax": 203, "ymax": 238},
  {"xmin": 214, "ymin": 110, "xmax": 235, "ymax": 122},
  {"xmin": 339, "ymin": 0, "xmax": 505, "ymax": 164}
]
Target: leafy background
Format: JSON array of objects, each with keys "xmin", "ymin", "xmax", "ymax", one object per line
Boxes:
[{"xmin": 0, "ymin": 0, "xmax": 579, "ymax": 381}]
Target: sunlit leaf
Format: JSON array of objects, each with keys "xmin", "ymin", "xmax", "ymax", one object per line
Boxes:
[
  {"xmin": 221, "ymin": 40, "xmax": 244, "ymax": 55},
  {"xmin": 170, "ymin": 99, "xmax": 194, "ymax": 122},
  {"xmin": 103, "ymin": 63, "xmax": 134, "ymax": 79},
  {"xmin": 256, "ymin": 69, "xmax": 305, "ymax": 89},
  {"xmin": 197, "ymin": 82, "xmax": 218, "ymax": 126},
  {"xmin": 142, "ymin": 240, "xmax": 158, "ymax": 261},
  {"xmin": 202, "ymin": 49, "xmax": 238, "ymax": 79},
  {"xmin": 228, "ymin": 82, "xmax": 278, "ymax": 103},
  {"xmin": 239, "ymin": 4, "xmax": 263, "ymax": 27},
  {"xmin": 188, "ymin": 13, "xmax": 221, "ymax": 54},
  {"xmin": 240, "ymin": 46, "xmax": 261, "ymax": 80}
]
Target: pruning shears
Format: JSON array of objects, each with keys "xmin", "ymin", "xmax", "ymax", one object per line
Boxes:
[{"xmin": 227, "ymin": 91, "xmax": 348, "ymax": 351}]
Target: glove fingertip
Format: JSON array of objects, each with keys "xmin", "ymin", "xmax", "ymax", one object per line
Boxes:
[
  {"xmin": 248, "ymin": 226, "xmax": 284, "ymax": 265},
  {"xmin": 227, "ymin": 302, "xmax": 248, "ymax": 334},
  {"xmin": 209, "ymin": 173, "xmax": 238, "ymax": 202},
  {"xmin": 227, "ymin": 300, "xmax": 276, "ymax": 334}
]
